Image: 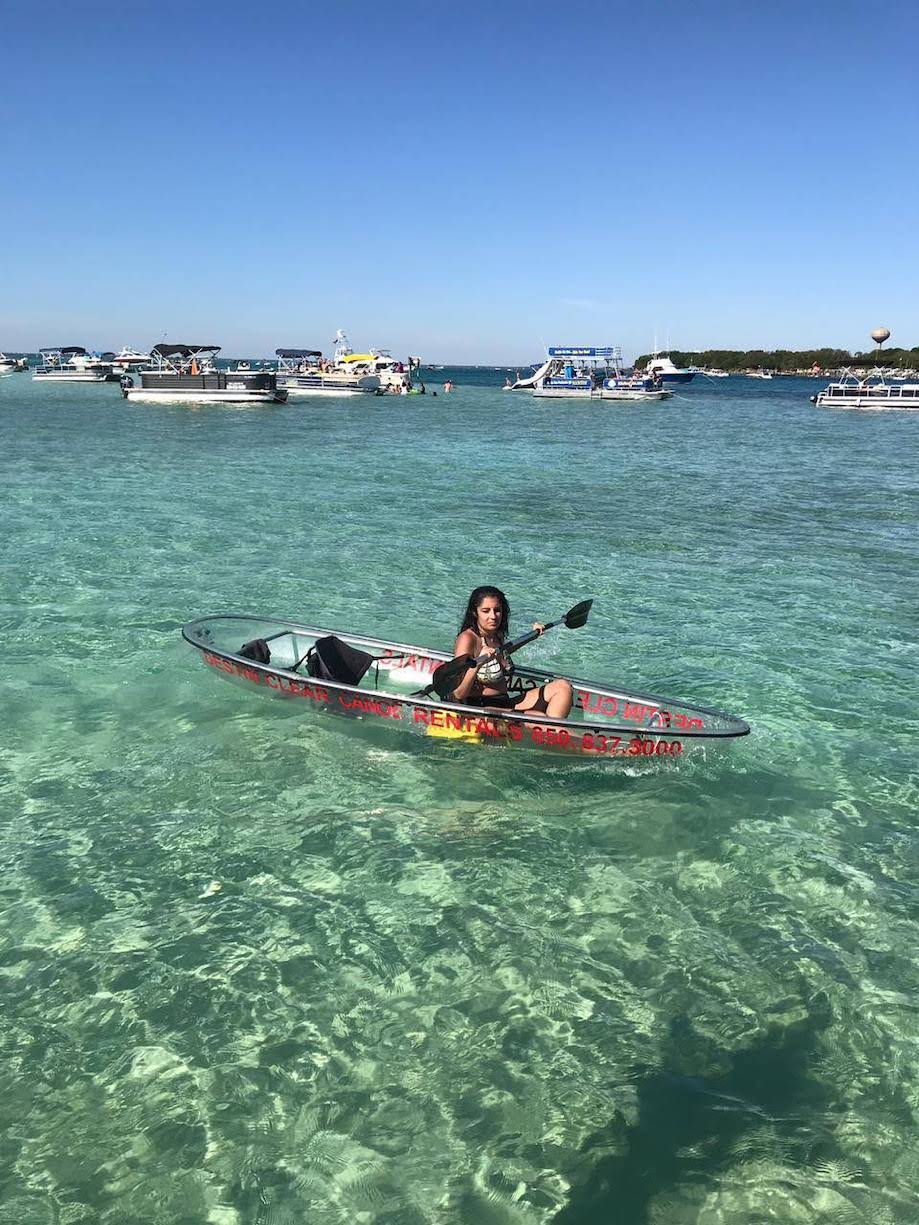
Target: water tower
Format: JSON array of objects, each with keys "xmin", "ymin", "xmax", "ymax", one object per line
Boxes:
[{"xmin": 871, "ymin": 327, "xmax": 891, "ymax": 355}]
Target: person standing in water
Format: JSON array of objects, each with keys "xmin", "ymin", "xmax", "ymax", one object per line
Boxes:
[{"xmin": 450, "ymin": 586, "xmax": 574, "ymax": 719}]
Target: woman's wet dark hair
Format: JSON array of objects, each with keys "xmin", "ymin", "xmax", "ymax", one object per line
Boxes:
[{"xmin": 459, "ymin": 586, "xmax": 510, "ymax": 638}]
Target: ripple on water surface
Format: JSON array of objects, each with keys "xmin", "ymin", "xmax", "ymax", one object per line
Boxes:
[{"xmin": 0, "ymin": 373, "xmax": 918, "ymax": 1222}]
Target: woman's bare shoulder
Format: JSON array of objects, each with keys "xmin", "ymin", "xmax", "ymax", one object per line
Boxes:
[{"xmin": 454, "ymin": 628, "xmax": 477, "ymax": 655}]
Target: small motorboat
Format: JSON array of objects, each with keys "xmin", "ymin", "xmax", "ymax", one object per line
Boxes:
[{"xmin": 182, "ymin": 613, "xmax": 750, "ymax": 761}]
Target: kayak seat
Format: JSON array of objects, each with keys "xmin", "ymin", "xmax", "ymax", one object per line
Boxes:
[
  {"xmin": 238, "ymin": 638, "xmax": 271, "ymax": 664},
  {"xmin": 305, "ymin": 635, "xmax": 376, "ymax": 687}
]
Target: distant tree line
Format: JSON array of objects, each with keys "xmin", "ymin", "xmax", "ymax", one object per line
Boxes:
[{"xmin": 633, "ymin": 347, "xmax": 919, "ymax": 371}]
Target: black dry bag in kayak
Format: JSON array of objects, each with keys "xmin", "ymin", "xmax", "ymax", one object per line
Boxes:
[
  {"xmin": 306, "ymin": 636, "xmax": 375, "ymax": 686},
  {"xmin": 239, "ymin": 638, "xmax": 271, "ymax": 664}
]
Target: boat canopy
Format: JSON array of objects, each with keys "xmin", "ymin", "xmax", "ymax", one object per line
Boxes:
[
  {"xmin": 339, "ymin": 353, "xmax": 376, "ymax": 363},
  {"xmin": 276, "ymin": 349, "xmax": 322, "ymax": 359},
  {"xmin": 152, "ymin": 344, "xmax": 220, "ymax": 358},
  {"xmin": 40, "ymin": 346, "xmax": 88, "ymax": 356},
  {"xmin": 548, "ymin": 346, "xmax": 618, "ymax": 358}
]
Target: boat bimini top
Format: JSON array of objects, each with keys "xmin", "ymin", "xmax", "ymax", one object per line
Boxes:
[
  {"xmin": 275, "ymin": 349, "xmax": 323, "ymax": 369},
  {"xmin": 149, "ymin": 344, "xmax": 221, "ymax": 372}
]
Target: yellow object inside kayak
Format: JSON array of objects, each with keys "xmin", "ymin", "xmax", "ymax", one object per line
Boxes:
[{"xmin": 426, "ymin": 723, "xmax": 483, "ymax": 743}]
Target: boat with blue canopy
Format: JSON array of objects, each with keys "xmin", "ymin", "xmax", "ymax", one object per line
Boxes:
[{"xmin": 532, "ymin": 347, "xmax": 672, "ymax": 401}]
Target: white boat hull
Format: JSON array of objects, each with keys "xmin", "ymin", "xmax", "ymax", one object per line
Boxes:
[
  {"xmin": 814, "ymin": 393, "xmax": 919, "ymax": 410},
  {"xmin": 277, "ymin": 374, "xmax": 381, "ymax": 396},
  {"xmin": 600, "ymin": 388, "xmax": 672, "ymax": 401},
  {"xmin": 282, "ymin": 385, "xmax": 377, "ymax": 397},
  {"xmin": 124, "ymin": 388, "xmax": 285, "ymax": 404},
  {"xmin": 32, "ymin": 371, "xmax": 108, "ymax": 382},
  {"xmin": 533, "ymin": 387, "xmax": 601, "ymax": 399}
]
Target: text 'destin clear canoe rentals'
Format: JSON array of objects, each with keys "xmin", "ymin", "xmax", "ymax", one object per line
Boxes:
[{"xmin": 182, "ymin": 613, "xmax": 750, "ymax": 763}]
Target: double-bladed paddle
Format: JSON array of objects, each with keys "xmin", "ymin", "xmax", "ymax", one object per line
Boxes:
[{"xmin": 425, "ymin": 599, "xmax": 593, "ymax": 701}]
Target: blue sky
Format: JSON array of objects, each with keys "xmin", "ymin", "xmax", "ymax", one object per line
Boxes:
[{"xmin": 2, "ymin": 0, "xmax": 917, "ymax": 362}]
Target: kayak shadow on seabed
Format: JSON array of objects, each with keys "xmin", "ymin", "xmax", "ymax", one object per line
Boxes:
[{"xmin": 551, "ymin": 994, "xmax": 842, "ymax": 1223}]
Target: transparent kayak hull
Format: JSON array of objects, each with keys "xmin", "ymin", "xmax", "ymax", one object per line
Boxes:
[{"xmin": 182, "ymin": 615, "xmax": 750, "ymax": 761}]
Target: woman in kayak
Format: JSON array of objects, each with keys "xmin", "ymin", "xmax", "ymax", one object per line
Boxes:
[{"xmin": 451, "ymin": 586, "xmax": 574, "ymax": 719}]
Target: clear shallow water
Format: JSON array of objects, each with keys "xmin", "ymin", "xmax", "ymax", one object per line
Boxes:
[{"xmin": 1, "ymin": 370, "xmax": 917, "ymax": 1224}]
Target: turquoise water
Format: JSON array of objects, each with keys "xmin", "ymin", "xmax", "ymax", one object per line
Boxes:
[{"xmin": 1, "ymin": 369, "xmax": 917, "ymax": 1224}]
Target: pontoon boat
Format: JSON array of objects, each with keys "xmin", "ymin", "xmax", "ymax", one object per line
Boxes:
[
  {"xmin": 121, "ymin": 344, "xmax": 287, "ymax": 403},
  {"xmin": 32, "ymin": 347, "xmax": 114, "ymax": 382}
]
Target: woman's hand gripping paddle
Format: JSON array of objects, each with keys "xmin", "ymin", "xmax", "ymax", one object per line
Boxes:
[{"xmin": 424, "ymin": 599, "xmax": 593, "ymax": 701}]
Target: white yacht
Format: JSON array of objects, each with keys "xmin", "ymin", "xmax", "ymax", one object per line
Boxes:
[
  {"xmin": 33, "ymin": 347, "xmax": 113, "ymax": 382},
  {"xmin": 644, "ymin": 353, "xmax": 696, "ymax": 384},
  {"xmin": 121, "ymin": 344, "xmax": 287, "ymax": 403},
  {"xmin": 111, "ymin": 346, "xmax": 152, "ymax": 374},
  {"xmin": 811, "ymin": 369, "xmax": 919, "ymax": 410},
  {"xmin": 0, "ymin": 353, "xmax": 16, "ymax": 376},
  {"xmin": 343, "ymin": 347, "xmax": 421, "ymax": 393},
  {"xmin": 746, "ymin": 370, "xmax": 774, "ymax": 380}
]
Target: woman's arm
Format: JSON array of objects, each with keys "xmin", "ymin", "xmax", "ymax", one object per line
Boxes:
[{"xmin": 451, "ymin": 629, "xmax": 481, "ymax": 702}]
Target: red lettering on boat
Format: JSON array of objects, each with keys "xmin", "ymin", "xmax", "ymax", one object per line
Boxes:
[
  {"xmin": 579, "ymin": 691, "xmax": 619, "ymax": 716},
  {"xmin": 204, "ymin": 652, "xmax": 230, "ymax": 674},
  {"xmin": 475, "ymin": 718, "xmax": 504, "ymax": 738}
]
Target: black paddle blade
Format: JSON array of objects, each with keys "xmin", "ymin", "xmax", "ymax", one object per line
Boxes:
[
  {"xmin": 563, "ymin": 599, "xmax": 593, "ymax": 629},
  {"xmin": 430, "ymin": 655, "xmax": 474, "ymax": 701}
]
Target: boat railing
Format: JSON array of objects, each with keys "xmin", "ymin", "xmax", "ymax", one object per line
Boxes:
[{"xmin": 822, "ymin": 383, "xmax": 914, "ymax": 396}]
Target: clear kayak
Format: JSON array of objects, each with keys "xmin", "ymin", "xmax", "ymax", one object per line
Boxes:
[{"xmin": 182, "ymin": 615, "xmax": 750, "ymax": 762}]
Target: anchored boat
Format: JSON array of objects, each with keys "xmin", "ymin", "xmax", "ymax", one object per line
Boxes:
[
  {"xmin": 182, "ymin": 614, "xmax": 750, "ymax": 761},
  {"xmin": 33, "ymin": 347, "xmax": 114, "ymax": 382},
  {"xmin": 121, "ymin": 344, "xmax": 287, "ymax": 404},
  {"xmin": 644, "ymin": 353, "xmax": 696, "ymax": 384},
  {"xmin": 110, "ymin": 346, "xmax": 152, "ymax": 375},
  {"xmin": 274, "ymin": 331, "xmax": 383, "ymax": 396},
  {"xmin": 530, "ymin": 347, "xmax": 672, "ymax": 402},
  {"xmin": 811, "ymin": 368, "xmax": 919, "ymax": 410}
]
